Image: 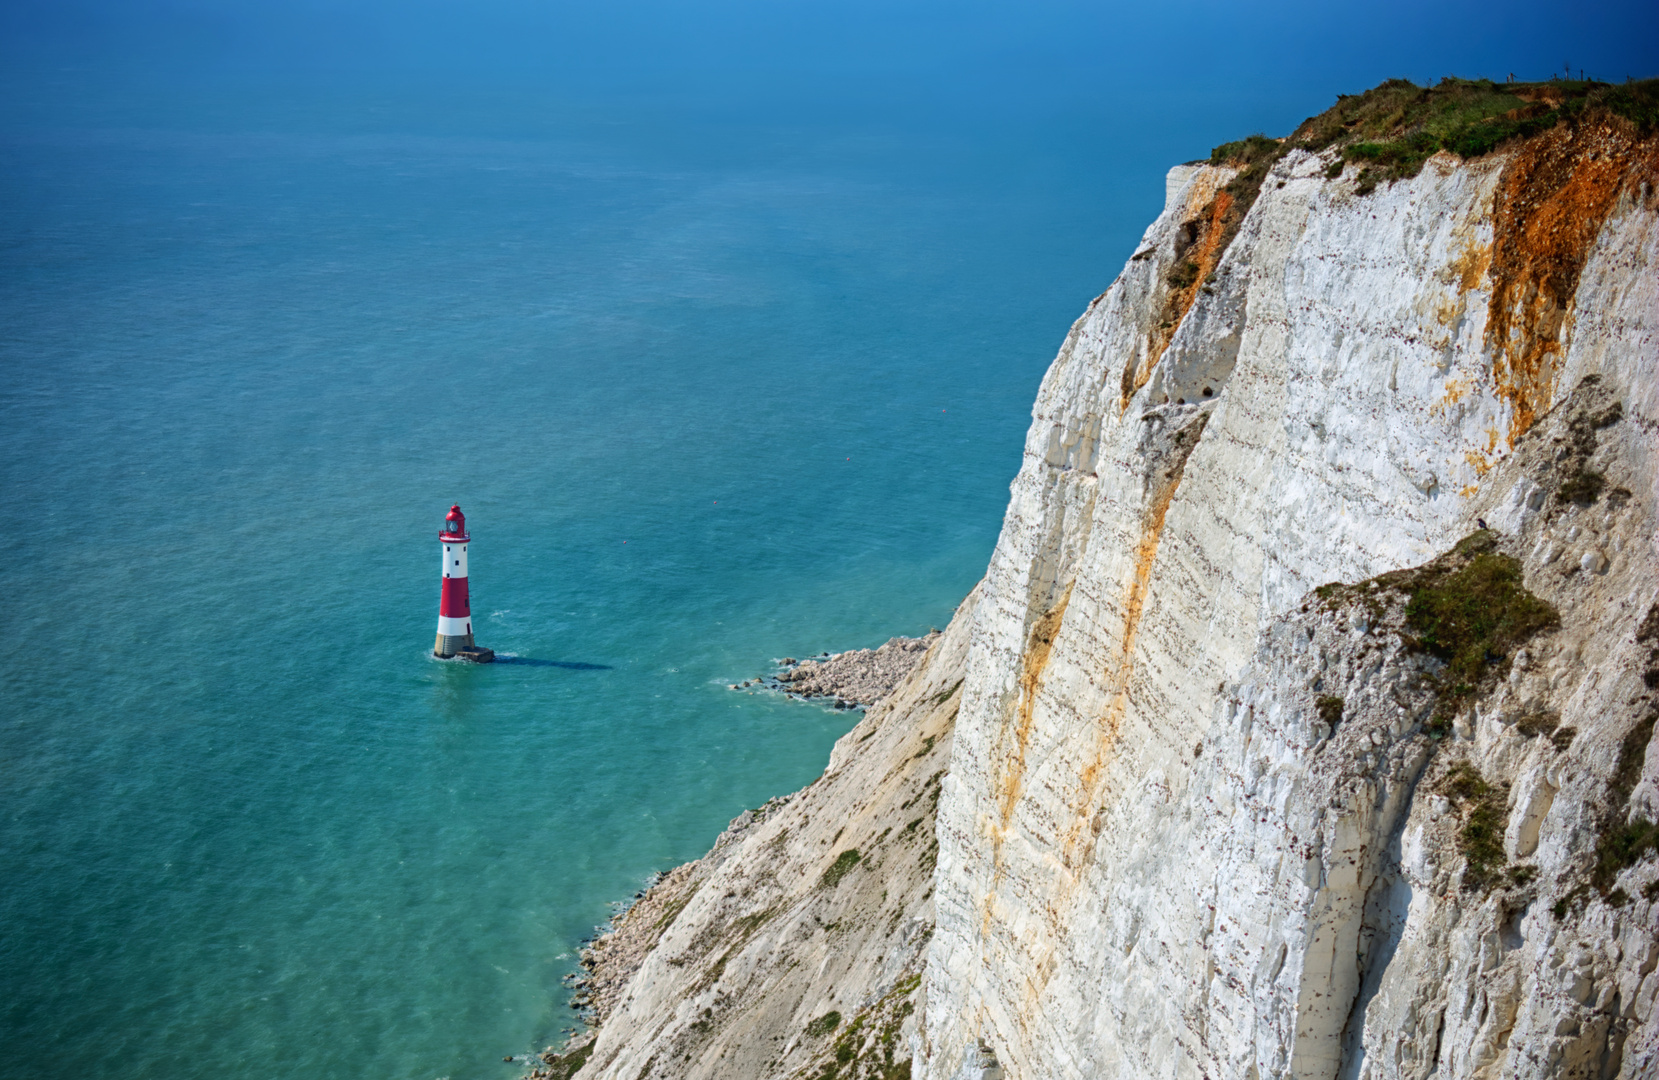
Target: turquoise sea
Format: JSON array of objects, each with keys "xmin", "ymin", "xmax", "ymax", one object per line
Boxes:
[{"xmin": 0, "ymin": 78, "xmax": 1155, "ymax": 1079}]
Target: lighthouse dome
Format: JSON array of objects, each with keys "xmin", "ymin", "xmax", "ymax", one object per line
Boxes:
[{"xmin": 440, "ymin": 505, "xmax": 469, "ymax": 540}]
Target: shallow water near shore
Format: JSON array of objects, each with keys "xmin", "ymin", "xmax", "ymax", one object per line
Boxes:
[{"xmin": 0, "ymin": 77, "xmax": 1148, "ymax": 1080}]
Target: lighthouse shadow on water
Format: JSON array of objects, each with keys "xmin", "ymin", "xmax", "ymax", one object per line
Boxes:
[{"xmin": 434, "ymin": 504, "xmax": 494, "ymax": 663}]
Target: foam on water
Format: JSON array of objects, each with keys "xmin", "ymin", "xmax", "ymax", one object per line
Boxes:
[{"xmin": 0, "ymin": 80, "xmax": 1136, "ymax": 1080}]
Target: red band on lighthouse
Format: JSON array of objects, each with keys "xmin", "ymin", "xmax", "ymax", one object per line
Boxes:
[
  {"xmin": 440, "ymin": 576, "xmax": 469, "ymax": 618},
  {"xmin": 434, "ymin": 504, "xmax": 476, "ymax": 657}
]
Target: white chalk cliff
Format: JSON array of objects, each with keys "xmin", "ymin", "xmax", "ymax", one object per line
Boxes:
[{"xmin": 563, "ymin": 95, "xmax": 1659, "ymax": 1080}]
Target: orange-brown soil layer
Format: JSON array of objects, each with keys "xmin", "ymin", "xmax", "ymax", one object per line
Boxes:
[{"xmin": 1487, "ymin": 116, "xmax": 1659, "ymax": 445}]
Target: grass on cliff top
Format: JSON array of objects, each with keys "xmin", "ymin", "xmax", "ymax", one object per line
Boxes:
[
  {"xmin": 1187, "ymin": 76, "xmax": 1657, "ymax": 314},
  {"xmin": 1208, "ymin": 75, "xmax": 1659, "ymax": 197}
]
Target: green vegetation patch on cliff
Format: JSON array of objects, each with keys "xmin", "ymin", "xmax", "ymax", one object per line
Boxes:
[
  {"xmin": 1445, "ymin": 763, "xmax": 1510, "ymax": 891},
  {"xmin": 1206, "ymin": 77, "xmax": 1659, "ymax": 211},
  {"xmin": 1310, "ymin": 531, "xmax": 1557, "ymax": 736},
  {"xmin": 1552, "ymin": 399, "xmax": 1624, "ymax": 507},
  {"xmin": 1592, "ymin": 708, "xmax": 1659, "ymax": 894},
  {"xmin": 1210, "ymin": 131, "xmax": 1287, "ymax": 215},
  {"xmin": 805, "ymin": 1011, "xmax": 843, "ymax": 1038},
  {"xmin": 820, "ymin": 849, "xmax": 862, "ymax": 888},
  {"xmin": 1586, "ymin": 604, "xmax": 1659, "ymax": 898},
  {"xmin": 799, "ymin": 974, "xmax": 920, "ymax": 1080},
  {"xmin": 1402, "ymin": 533, "xmax": 1558, "ymax": 699},
  {"xmin": 536, "ymin": 1039, "xmax": 594, "ymax": 1080}
]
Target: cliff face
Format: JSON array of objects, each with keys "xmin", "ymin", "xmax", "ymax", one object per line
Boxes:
[
  {"xmin": 562, "ymin": 96, "xmax": 1659, "ymax": 1080},
  {"xmin": 920, "ymin": 120, "xmax": 1659, "ymax": 1079}
]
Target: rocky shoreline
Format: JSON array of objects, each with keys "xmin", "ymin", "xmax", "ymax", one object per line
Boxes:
[
  {"xmin": 519, "ymin": 795, "xmax": 800, "ymax": 1079},
  {"xmin": 729, "ymin": 632, "xmax": 939, "ymax": 709},
  {"xmin": 523, "ymin": 634, "xmax": 936, "ymax": 1078}
]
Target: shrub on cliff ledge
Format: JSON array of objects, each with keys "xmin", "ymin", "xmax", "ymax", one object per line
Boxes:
[
  {"xmin": 1403, "ymin": 533, "xmax": 1558, "ymax": 702},
  {"xmin": 1446, "ymin": 763, "xmax": 1509, "ymax": 891},
  {"xmin": 1166, "ymin": 260, "xmax": 1201, "ymax": 289},
  {"xmin": 1311, "ymin": 532, "xmax": 1558, "ymax": 736},
  {"xmin": 805, "ymin": 1011, "xmax": 843, "ymax": 1038},
  {"xmin": 1558, "ymin": 467, "xmax": 1607, "ymax": 505},
  {"xmin": 1592, "ymin": 709, "xmax": 1659, "ymax": 894}
]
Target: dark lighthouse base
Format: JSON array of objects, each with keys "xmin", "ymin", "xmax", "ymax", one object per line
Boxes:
[{"xmin": 435, "ymin": 632, "xmax": 494, "ymax": 662}]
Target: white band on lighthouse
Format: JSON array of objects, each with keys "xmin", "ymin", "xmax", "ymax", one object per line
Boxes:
[
  {"xmin": 441, "ymin": 543, "xmax": 469, "ymax": 579},
  {"xmin": 437, "ymin": 615, "xmax": 473, "ymax": 636}
]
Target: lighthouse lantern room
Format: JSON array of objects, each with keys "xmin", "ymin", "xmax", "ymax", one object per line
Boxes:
[{"xmin": 435, "ymin": 504, "xmax": 493, "ymax": 662}]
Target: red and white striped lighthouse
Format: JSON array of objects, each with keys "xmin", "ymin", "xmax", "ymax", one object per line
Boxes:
[{"xmin": 435, "ymin": 505, "xmax": 492, "ymax": 661}]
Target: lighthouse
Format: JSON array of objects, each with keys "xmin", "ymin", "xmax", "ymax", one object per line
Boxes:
[{"xmin": 435, "ymin": 504, "xmax": 493, "ymax": 662}]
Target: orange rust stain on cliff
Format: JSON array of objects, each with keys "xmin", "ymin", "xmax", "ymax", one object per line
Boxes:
[
  {"xmin": 1434, "ymin": 377, "xmax": 1474, "ymax": 414},
  {"xmin": 980, "ymin": 584, "xmax": 1072, "ymax": 941},
  {"xmin": 1060, "ymin": 414, "xmax": 1210, "ymax": 885},
  {"xmin": 994, "ymin": 585, "xmax": 1072, "ymax": 835},
  {"xmin": 1156, "ymin": 188, "xmax": 1234, "ymax": 360},
  {"xmin": 1064, "ymin": 478, "xmax": 1179, "ymax": 856},
  {"xmin": 1450, "ymin": 237, "xmax": 1492, "ymax": 294},
  {"xmin": 1120, "ymin": 189, "xmax": 1235, "ymax": 413},
  {"xmin": 1002, "ymin": 465, "xmax": 1189, "ymax": 1014},
  {"xmin": 1463, "ymin": 448, "xmax": 1496, "ymax": 478},
  {"xmin": 1486, "ymin": 121, "xmax": 1658, "ymax": 445}
]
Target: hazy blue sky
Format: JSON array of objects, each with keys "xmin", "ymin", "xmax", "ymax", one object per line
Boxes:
[
  {"xmin": 5, "ymin": 0, "xmax": 1655, "ymax": 126},
  {"xmin": 2, "ymin": 1, "xmax": 1655, "ymax": 288}
]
